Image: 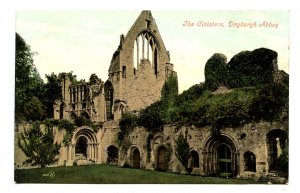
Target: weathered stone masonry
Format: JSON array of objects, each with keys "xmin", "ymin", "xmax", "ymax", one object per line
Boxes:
[{"xmin": 15, "ymin": 11, "xmax": 288, "ymax": 180}]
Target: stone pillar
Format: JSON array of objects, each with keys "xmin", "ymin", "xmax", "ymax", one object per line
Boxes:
[
  {"xmin": 87, "ymin": 143, "xmax": 90, "ymax": 160},
  {"xmin": 142, "ymin": 35, "xmax": 145, "ymax": 59},
  {"xmin": 213, "ymin": 152, "xmax": 217, "ymax": 173},
  {"xmin": 95, "ymin": 144, "xmax": 99, "ymax": 160},
  {"xmin": 91, "ymin": 144, "xmax": 94, "ymax": 160},
  {"xmin": 71, "ymin": 144, "xmax": 75, "ymax": 160},
  {"xmin": 136, "ymin": 38, "xmax": 139, "ymax": 65},
  {"xmin": 147, "ymin": 40, "xmax": 149, "ymax": 59},
  {"xmin": 152, "ymin": 45, "xmax": 155, "ymax": 69},
  {"xmin": 67, "ymin": 145, "xmax": 71, "ymax": 161}
]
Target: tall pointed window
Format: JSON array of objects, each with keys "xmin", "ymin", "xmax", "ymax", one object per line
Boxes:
[
  {"xmin": 104, "ymin": 81, "xmax": 114, "ymax": 120},
  {"xmin": 122, "ymin": 66, "xmax": 126, "ymax": 78},
  {"xmin": 133, "ymin": 31, "xmax": 157, "ymax": 75}
]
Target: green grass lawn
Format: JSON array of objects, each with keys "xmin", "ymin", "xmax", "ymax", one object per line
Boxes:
[{"xmin": 15, "ymin": 164, "xmax": 263, "ymax": 184}]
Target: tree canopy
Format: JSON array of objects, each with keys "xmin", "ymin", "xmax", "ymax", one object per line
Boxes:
[{"xmin": 15, "ymin": 33, "xmax": 45, "ymax": 123}]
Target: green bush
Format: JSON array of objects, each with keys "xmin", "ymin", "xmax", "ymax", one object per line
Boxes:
[
  {"xmin": 175, "ymin": 131, "xmax": 190, "ymax": 170},
  {"xmin": 118, "ymin": 112, "xmax": 138, "ymax": 144},
  {"xmin": 18, "ymin": 122, "xmax": 60, "ymax": 168},
  {"xmin": 204, "ymin": 53, "xmax": 228, "ymax": 90}
]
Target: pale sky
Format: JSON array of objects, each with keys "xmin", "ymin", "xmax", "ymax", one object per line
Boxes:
[{"xmin": 16, "ymin": 11, "xmax": 289, "ymax": 93}]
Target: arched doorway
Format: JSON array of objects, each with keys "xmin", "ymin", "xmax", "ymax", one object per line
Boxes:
[
  {"xmin": 107, "ymin": 145, "xmax": 118, "ymax": 165},
  {"xmin": 267, "ymin": 129, "xmax": 288, "ymax": 173},
  {"xmin": 244, "ymin": 151, "xmax": 256, "ymax": 172},
  {"xmin": 218, "ymin": 144, "xmax": 232, "ymax": 177},
  {"xmin": 204, "ymin": 135, "xmax": 238, "ymax": 177},
  {"xmin": 71, "ymin": 127, "xmax": 98, "ymax": 164},
  {"xmin": 75, "ymin": 136, "xmax": 88, "ymax": 159},
  {"xmin": 156, "ymin": 146, "xmax": 168, "ymax": 171},
  {"xmin": 190, "ymin": 150, "xmax": 200, "ymax": 168},
  {"xmin": 132, "ymin": 148, "xmax": 141, "ymax": 169}
]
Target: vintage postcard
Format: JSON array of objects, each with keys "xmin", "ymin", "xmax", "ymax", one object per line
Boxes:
[{"xmin": 14, "ymin": 10, "xmax": 289, "ymax": 185}]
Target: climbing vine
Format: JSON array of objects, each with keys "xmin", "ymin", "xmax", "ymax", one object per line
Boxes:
[
  {"xmin": 117, "ymin": 112, "xmax": 138, "ymax": 147},
  {"xmin": 174, "ymin": 130, "xmax": 190, "ymax": 170}
]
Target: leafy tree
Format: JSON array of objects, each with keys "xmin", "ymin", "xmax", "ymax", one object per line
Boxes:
[
  {"xmin": 15, "ymin": 33, "xmax": 45, "ymax": 123},
  {"xmin": 204, "ymin": 53, "xmax": 228, "ymax": 90},
  {"xmin": 161, "ymin": 74, "xmax": 178, "ymax": 102},
  {"xmin": 227, "ymin": 48, "xmax": 277, "ymax": 88},
  {"xmin": 137, "ymin": 101, "xmax": 165, "ymax": 133},
  {"xmin": 175, "ymin": 130, "xmax": 190, "ymax": 171},
  {"xmin": 60, "ymin": 71, "xmax": 77, "ymax": 83},
  {"xmin": 23, "ymin": 96, "xmax": 45, "ymax": 121},
  {"xmin": 89, "ymin": 73, "xmax": 101, "ymax": 84},
  {"xmin": 43, "ymin": 71, "xmax": 78, "ymax": 119},
  {"xmin": 18, "ymin": 122, "xmax": 60, "ymax": 168},
  {"xmin": 249, "ymin": 83, "xmax": 288, "ymax": 121},
  {"xmin": 118, "ymin": 112, "xmax": 138, "ymax": 142},
  {"xmin": 43, "ymin": 73, "xmax": 62, "ymax": 118}
]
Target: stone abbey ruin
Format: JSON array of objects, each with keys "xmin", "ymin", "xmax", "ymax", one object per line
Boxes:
[{"xmin": 15, "ymin": 11, "xmax": 289, "ymax": 181}]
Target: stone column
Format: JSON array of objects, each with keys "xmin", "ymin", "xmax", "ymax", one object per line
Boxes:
[
  {"xmin": 87, "ymin": 143, "xmax": 90, "ymax": 160},
  {"xmin": 67, "ymin": 145, "xmax": 71, "ymax": 161},
  {"xmin": 71, "ymin": 144, "xmax": 75, "ymax": 160},
  {"xmin": 142, "ymin": 35, "xmax": 145, "ymax": 59},
  {"xmin": 147, "ymin": 39, "xmax": 149, "ymax": 59},
  {"xmin": 136, "ymin": 38, "xmax": 139, "ymax": 65},
  {"xmin": 95, "ymin": 143, "xmax": 99, "ymax": 160}
]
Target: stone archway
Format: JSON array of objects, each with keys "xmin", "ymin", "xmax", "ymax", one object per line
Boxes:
[
  {"xmin": 107, "ymin": 145, "xmax": 118, "ymax": 165},
  {"xmin": 75, "ymin": 136, "xmax": 88, "ymax": 159},
  {"xmin": 203, "ymin": 135, "xmax": 238, "ymax": 177},
  {"xmin": 156, "ymin": 146, "xmax": 168, "ymax": 171},
  {"xmin": 244, "ymin": 151, "xmax": 256, "ymax": 172},
  {"xmin": 217, "ymin": 144, "xmax": 232, "ymax": 176},
  {"xmin": 70, "ymin": 127, "xmax": 98, "ymax": 165},
  {"xmin": 267, "ymin": 129, "xmax": 288, "ymax": 173},
  {"xmin": 131, "ymin": 148, "xmax": 141, "ymax": 169},
  {"xmin": 190, "ymin": 150, "xmax": 200, "ymax": 168}
]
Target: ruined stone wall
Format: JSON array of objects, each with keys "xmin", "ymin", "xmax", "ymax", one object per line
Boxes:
[
  {"xmin": 108, "ymin": 11, "xmax": 175, "ymax": 112},
  {"xmin": 98, "ymin": 121, "xmax": 119, "ymax": 163},
  {"xmin": 15, "ymin": 120, "xmax": 288, "ymax": 180},
  {"xmin": 14, "ymin": 124, "xmax": 32, "ymax": 168},
  {"xmin": 119, "ymin": 121, "xmax": 288, "ymax": 178}
]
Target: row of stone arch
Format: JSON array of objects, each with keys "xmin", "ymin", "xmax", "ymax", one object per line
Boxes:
[
  {"xmin": 105, "ymin": 144, "xmax": 257, "ymax": 173},
  {"xmin": 106, "ymin": 145, "xmax": 169, "ymax": 171},
  {"xmin": 72, "ymin": 127, "xmax": 287, "ymax": 176}
]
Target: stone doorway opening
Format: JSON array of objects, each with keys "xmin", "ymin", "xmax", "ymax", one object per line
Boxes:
[
  {"xmin": 244, "ymin": 151, "xmax": 256, "ymax": 172},
  {"xmin": 156, "ymin": 146, "xmax": 168, "ymax": 171},
  {"xmin": 107, "ymin": 145, "xmax": 118, "ymax": 165},
  {"xmin": 190, "ymin": 150, "xmax": 200, "ymax": 168},
  {"xmin": 218, "ymin": 144, "xmax": 232, "ymax": 177},
  {"xmin": 204, "ymin": 135, "xmax": 238, "ymax": 177},
  {"xmin": 131, "ymin": 148, "xmax": 141, "ymax": 169},
  {"xmin": 267, "ymin": 129, "xmax": 288, "ymax": 174},
  {"xmin": 71, "ymin": 127, "xmax": 98, "ymax": 165},
  {"xmin": 75, "ymin": 136, "xmax": 88, "ymax": 159}
]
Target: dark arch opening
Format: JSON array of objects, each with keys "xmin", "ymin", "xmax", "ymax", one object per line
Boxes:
[
  {"xmin": 267, "ymin": 129, "xmax": 288, "ymax": 173},
  {"xmin": 59, "ymin": 103, "xmax": 64, "ymax": 119},
  {"xmin": 132, "ymin": 148, "xmax": 141, "ymax": 169},
  {"xmin": 218, "ymin": 144, "xmax": 232, "ymax": 176},
  {"xmin": 154, "ymin": 48, "xmax": 158, "ymax": 77},
  {"xmin": 204, "ymin": 135, "xmax": 238, "ymax": 177},
  {"xmin": 107, "ymin": 145, "xmax": 118, "ymax": 165},
  {"xmin": 75, "ymin": 136, "xmax": 88, "ymax": 159},
  {"xmin": 156, "ymin": 146, "xmax": 168, "ymax": 171},
  {"xmin": 190, "ymin": 150, "xmax": 200, "ymax": 168},
  {"xmin": 104, "ymin": 81, "xmax": 114, "ymax": 120},
  {"xmin": 244, "ymin": 151, "xmax": 256, "ymax": 172}
]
